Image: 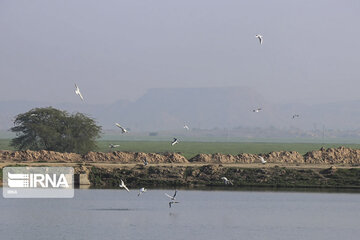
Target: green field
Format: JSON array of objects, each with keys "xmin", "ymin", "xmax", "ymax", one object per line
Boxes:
[
  {"xmin": 1, "ymin": 138, "xmax": 360, "ymax": 159},
  {"xmin": 97, "ymin": 141, "xmax": 360, "ymax": 159},
  {"xmin": 0, "ymin": 139, "xmax": 15, "ymax": 151}
]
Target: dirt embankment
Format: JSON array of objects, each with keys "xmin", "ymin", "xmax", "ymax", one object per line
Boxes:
[
  {"xmin": 0, "ymin": 150, "xmax": 82, "ymax": 163},
  {"xmin": 1, "ymin": 146, "xmax": 360, "ymax": 165},
  {"xmin": 0, "ymin": 150, "xmax": 188, "ymax": 164},
  {"xmin": 188, "ymin": 147, "xmax": 360, "ymax": 165},
  {"xmin": 304, "ymin": 146, "xmax": 360, "ymax": 164},
  {"xmin": 188, "ymin": 151, "xmax": 305, "ymax": 164}
]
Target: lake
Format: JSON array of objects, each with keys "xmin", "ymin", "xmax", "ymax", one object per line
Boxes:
[{"xmin": 1, "ymin": 189, "xmax": 360, "ymax": 240}]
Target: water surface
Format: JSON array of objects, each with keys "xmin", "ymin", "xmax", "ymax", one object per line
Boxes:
[{"xmin": 1, "ymin": 189, "xmax": 359, "ymax": 240}]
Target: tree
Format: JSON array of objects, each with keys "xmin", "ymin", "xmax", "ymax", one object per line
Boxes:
[{"xmin": 10, "ymin": 107, "xmax": 102, "ymax": 154}]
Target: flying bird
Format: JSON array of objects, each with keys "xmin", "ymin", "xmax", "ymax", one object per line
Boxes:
[
  {"xmin": 165, "ymin": 190, "xmax": 177, "ymax": 201},
  {"xmin": 252, "ymin": 108, "xmax": 262, "ymax": 113},
  {"xmin": 142, "ymin": 159, "xmax": 148, "ymax": 166},
  {"xmin": 138, "ymin": 187, "xmax": 147, "ymax": 196},
  {"xmin": 119, "ymin": 179, "xmax": 130, "ymax": 192},
  {"xmin": 169, "ymin": 201, "xmax": 179, "ymax": 208},
  {"xmin": 259, "ymin": 156, "xmax": 267, "ymax": 164},
  {"xmin": 171, "ymin": 138, "xmax": 179, "ymax": 146},
  {"xmin": 109, "ymin": 144, "xmax": 120, "ymax": 149},
  {"xmin": 221, "ymin": 177, "xmax": 234, "ymax": 185},
  {"xmin": 292, "ymin": 114, "xmax": 300, "ymax": 119},
  {"xmin": 255, "ymin": 34, "xmax": 263, "ymax": 45},
  {"xmin": 184, "ymin": 125, "xmax": 190, "ymax": 130},
  {"xmin": 74, "ymin": 84, "xmax": 84, "ymax": 101},
  {"xmin": 115, "ymin": 123, "xmax": 128, "ymax": 133}
]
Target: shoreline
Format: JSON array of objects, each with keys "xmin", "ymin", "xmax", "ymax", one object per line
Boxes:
[
  {"xmin": 1, "ymin": 146, "xmax": 360, "ymax": 190},
  {"xmin": 4, "ymin": 162, "xmax": 358, "ymax": 189}
]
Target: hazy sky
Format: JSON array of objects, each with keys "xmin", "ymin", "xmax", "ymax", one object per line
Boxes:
[{"xmin": 0, "ymin": 0, "xmax": 359, "ymax": 104}]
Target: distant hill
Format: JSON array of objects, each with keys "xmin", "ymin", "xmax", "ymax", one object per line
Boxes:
[{"xmin": 1, "ymin": 87, "xmax": 360, "ymax": 134}]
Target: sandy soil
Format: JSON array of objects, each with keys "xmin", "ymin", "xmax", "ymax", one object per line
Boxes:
[{"xmin": 1, "ymin": 161, "xmax": 359, "ymax": 169}]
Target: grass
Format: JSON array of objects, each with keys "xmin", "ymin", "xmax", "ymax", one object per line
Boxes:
[
  {"xmin": 0, "ymin": 139, "xmax": 14, "ymax": 151},
  {"xmin": 1, "ymin": 138, "xmax": 360, "ymax": 160},
  {"xmin": 96, "ymin": 140, "xmax": 360, "ymax": 159}
]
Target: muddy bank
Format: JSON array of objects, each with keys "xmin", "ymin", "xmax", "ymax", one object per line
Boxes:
[
  {"xmin": 1, "ymin": 146, "xmax": 360, "ymax": 165},
  {"xmin": 88, "ymin": 165, "xmax": 360, "ymax": 189}
]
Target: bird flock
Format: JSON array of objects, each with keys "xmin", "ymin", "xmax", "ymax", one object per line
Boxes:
[
  {"xmin": 72, "ymin": 34, "xmax": 295, "ymax": 208},
  {"xmin": 74, "ymin": 84, "xmax": 193, "ymax": 147},
  {"xmin": 72, "ymin": 35, "xmax": 283, "ymax": 162},
  {"xmin": 119, "ymin": 179, "xmax": 179, "ymax": 208},
  {"xmin": 118, "ymin": 155, "xmax": 268, "ymax": 208},
  {"xmin": 74, "ymin": 33, "xmax": 300, "ymax": 148}
]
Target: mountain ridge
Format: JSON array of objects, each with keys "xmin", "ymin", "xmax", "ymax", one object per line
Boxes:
[{"xmin": 1, "ymin": 87, "xmax": 360, "ymax": 132}]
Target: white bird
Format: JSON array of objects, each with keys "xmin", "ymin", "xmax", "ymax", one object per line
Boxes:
[
  {"xmin": 171, "ymin": 138, "xmax": 179, "ymax": 146},
  {"xmin": 259, "ymin": 156, "xmax": 267, "ymax": 164},
  {"xmin": 169, "ymin": 201, "xmax": 179, "ymax": 208},
  {"xmin": 109, "ymin": 144, "xmax": 120, "ymax": 149},
  {"xmin": 165, "ymin": 190, "xmax": 177, "ymax": 200},
  {"xmin": 292, "ymin": 114, "xmax": 300, "ymax": 119},
  {"xmin": 138, "ymin": 187, "xmax": 147, "ymax": 196},
  {"xmin": 142, "ymin": 159, "xmax": 148, "ymax": 166},
  {"xmin": 221, "ymin": 177, "xmax": 234, "ymax": 185},
  {"xmin": 74, "ymin": 84, "xmax": 84, "ymax": 101},
  {"xmin": 255, "ymin": 34, "xmax": 263, "ymax": 45},
  {"xmin": 115, "ymin": 123, "xmax": 128, "ymax": 133},
  {"xmin": 184, "ymin": 125, "xmax": 190, "ymax": 130},
  {"xmin": 119, "ymin": 179, "xmax": 130, "ymax": 192},
  {"xmin": 252, "ymin": 108, "xmax": 262, "ymax": 113}
]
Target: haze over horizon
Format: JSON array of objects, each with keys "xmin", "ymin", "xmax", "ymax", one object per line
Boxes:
[
  {"xmin": 2, "ymin": 86, "xmax": 360, "ymax": 134},
  {"xmin": 1, "ymin": 0, "xmax": 359, "ymax": 106}
]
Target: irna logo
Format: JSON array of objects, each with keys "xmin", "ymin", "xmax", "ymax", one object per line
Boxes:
[
  {"xmin": 7, "ymin": 172, "xmax": 69, "ymax": 188},
  {"xmin": 3, "ymin": 167, "xmax": 74, "ymax": 198}
]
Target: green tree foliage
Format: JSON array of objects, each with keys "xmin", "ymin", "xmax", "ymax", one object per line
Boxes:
[{"xmin": 10, "ymin": 107, "xmax": 102, "ymax": 154}]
